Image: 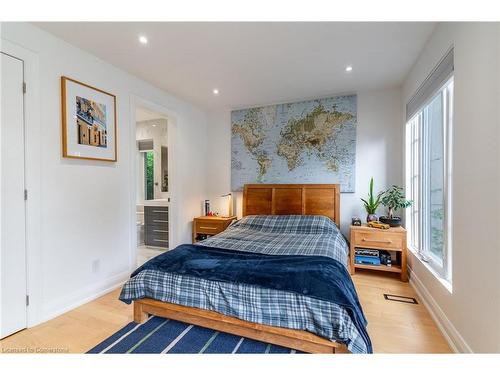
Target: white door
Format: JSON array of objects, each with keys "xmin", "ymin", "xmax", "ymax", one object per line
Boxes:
[{"xmin": 1, "ymin": 52, "xmax": 28, "ymax": 338}]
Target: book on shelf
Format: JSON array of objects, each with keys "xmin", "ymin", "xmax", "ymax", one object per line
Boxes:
[
  {"xmin": 355, "ymin": 248, "xmax": 379, "ymax": 257},
  {"xmin": 354, "ymin": 255, "xmax": 381, "ymax": 266},
  {"xmin": 195, "ymin": 234, "xmax": 213, "ymax": 241}
]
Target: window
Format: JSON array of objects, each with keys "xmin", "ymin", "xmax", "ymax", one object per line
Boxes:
[
  {"xmin": 405, "ymin": 77, "xmax": 453, "ymax": 280},
  {"xmin": 144, "ymin": 151, "xmax": 154, "ymax": 200},
  {"xmin": 137, "ymin": 139, "xmax": 155, "ymax": 200}
]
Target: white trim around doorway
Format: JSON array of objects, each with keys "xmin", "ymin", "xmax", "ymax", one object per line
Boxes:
[{"xmin": 128, "ymin": 95, "xmax": 178, "ymax": 272}]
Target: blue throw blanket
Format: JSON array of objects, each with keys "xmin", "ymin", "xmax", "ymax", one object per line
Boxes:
[{"xmin": 131, "ymin": 243, "xmax": 372, "ymax": 353}]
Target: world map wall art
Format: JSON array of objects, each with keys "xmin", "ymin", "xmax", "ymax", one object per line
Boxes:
[{"xmin": 231, "ymin": 95, "xmax": 357, "ymax": 192}]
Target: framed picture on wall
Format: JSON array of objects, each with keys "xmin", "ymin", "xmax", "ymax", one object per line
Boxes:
[{"xmin": 61, "ymin": 76, "xmax": 117, "ymax": 162}]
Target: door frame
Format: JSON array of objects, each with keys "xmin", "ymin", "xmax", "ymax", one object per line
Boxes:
[
  {"xmin": 128, "ymin": 95, "xmax": 178, "ymax": 271},
  {"xmin": 0, "ymin": 39, "xmax": 42, "ymax": 329}
]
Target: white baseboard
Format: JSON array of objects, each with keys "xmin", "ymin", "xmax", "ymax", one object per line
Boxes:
[
  {"xmin": 409, "ymin": 268, "xmax": 473, "ymax": 353},
  {"xmin": 33, "ymin": 271, "xmax": 130, "ymax": 327}
]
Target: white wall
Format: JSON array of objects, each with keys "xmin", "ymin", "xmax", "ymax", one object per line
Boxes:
[
  {"xmin": 206, "ymin": 88, "xmax": 404, "ymax": 236},
  {"xmin": 1, "ymin": 23, "xmax": 208, "ymax": 325},
  {"xmin": 403, "ymin": 22, "xmax": 500, "ymax": 353}
]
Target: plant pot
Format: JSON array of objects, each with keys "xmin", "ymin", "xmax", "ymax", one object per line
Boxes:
[
  {"xmin": 379, "ymin": 216, "xmax": 402, "ymax": 227},
  {"xmin": 366, "ymin": 214, "xmax": 378, "ymax": 223}
]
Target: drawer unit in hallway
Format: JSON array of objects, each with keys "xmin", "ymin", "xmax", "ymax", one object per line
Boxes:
[
  {"xmin": 349, "ymin": 224, "xmax": 408, "ymax": 282},
  {"xmin": 144, "ymin": 206, "xmax": 169, "ymax": 249}
]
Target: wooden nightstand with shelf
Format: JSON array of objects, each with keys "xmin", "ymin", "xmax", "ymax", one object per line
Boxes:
[
  {"xmin": 349, "ymin": 225, "xmax": 408, "ymax": 282},
  {"xmin": 192, "ymin": 216, "xmax": 237, "ymax": 243}
]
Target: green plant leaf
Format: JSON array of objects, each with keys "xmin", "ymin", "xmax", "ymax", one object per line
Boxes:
[
  {"xmin": 380, "ymin": 185, "xmax": 412, "ymax": 216},
  {"xmin": 361, "ymin": 177, "xmax": 381, "ymax": 215}
]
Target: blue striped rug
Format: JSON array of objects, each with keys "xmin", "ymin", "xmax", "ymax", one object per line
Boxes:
[{"xmin": 87, "ymin": 316, "xmax": 304, "ymax": 354}]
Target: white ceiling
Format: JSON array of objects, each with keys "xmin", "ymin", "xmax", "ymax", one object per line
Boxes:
[
  {"xmin": 135, "ymin": 106, "xmax": 167, "ymax": 122},
  {"xmin": 35, "ymin": 22, "xmax": 435, "ymax": 111}
]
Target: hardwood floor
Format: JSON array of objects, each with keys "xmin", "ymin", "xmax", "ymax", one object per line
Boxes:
[
  {"xmin": 0, "ymin": 270, "xmax": 451, "ymax": 354},
  {"xmin": 354, "ymin": 271, "xmax": 451, "ymax": 353}
]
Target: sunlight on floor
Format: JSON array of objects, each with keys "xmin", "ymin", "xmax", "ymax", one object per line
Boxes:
[{"xmin": 136, "ymin": 246, "xmax": 166, "ymax": 267}]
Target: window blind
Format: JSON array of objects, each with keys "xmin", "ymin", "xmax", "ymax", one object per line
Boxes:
[
  {"xmin": 406, "ymin": 47, "xmax": 454, "ymax": 121},
  {"xmin": 137, "ymin": 139, "xmax": 153, "ymax": 151}
]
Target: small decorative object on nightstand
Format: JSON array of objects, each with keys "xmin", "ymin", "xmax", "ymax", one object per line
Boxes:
[
  {"xmin": 361, "ymin": 177, "xmax": 382, "ymax": 223},
  {"xmin": 192, "ymin": 216, "xmax": 237, "ymax": 243},
  {"xmin": 379, "ymin": 185, "xmax": 412, "ymax": 227},
  {"xmin": 349, "ymin": 224, "xmax": 408, "ymax": 282}
]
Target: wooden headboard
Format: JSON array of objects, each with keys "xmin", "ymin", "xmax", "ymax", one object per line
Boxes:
[{"xmin": 242, "ymin": 184, "xmax": 340, "ymax": 227}]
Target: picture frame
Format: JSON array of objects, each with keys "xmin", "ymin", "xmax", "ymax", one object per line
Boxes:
[{"xmin": 61, "ymin": 76, "xmax": 117, "ymax": 162}]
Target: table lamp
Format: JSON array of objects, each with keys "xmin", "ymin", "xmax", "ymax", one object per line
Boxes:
[{"xmin": 220, "ymin": 193, "xmax": 233, "ymax": 217}]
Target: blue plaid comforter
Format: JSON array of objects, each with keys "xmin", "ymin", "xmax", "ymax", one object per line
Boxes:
[
  {"xmin": 199, "ymin": 215, "xmax": 349, "ymax": 264},
  {"xmin": 120, "ymin": 215, "xmax": 370, "ymax": 353}
]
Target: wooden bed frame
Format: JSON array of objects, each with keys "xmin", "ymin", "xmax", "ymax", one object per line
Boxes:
[
  {"xmin": 134, "ymin": 183, "xmax": 347, "ymax": 353},
  {"xmin": 242, "ymin": 184, "xmax": 340, "ymax": 227}
]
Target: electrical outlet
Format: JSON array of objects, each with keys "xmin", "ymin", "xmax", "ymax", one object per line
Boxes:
[{"xmin": 92, "ymin": 259, "xmax": 100, "ymax": 274}]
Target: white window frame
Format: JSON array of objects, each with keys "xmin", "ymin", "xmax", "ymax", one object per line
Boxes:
[{"xmin": 405, "ymin": 77, "xmax": 453, "ymax": 281}]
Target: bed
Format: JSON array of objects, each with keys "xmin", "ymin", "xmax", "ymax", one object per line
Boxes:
[{"xmin": 120, "ymin": 184, "xmax": 371, "ymax": 353}]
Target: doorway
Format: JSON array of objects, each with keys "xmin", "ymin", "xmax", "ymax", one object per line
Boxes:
[
  {"xmin": 134, "ymin": 105, "xmax": 172, "ymax": 267},
  {"xmin": 1, "ymin": 52, "xmax": 28, "ymax": 338}
]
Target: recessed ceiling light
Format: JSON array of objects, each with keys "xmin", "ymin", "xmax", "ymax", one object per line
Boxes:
[
  {"xmin": 212, "ymin": 88, "xmax": 219, "ymax": 95},
  {"xmin": 152, "ymin": 124, "xmax": 157, "ymax": 127},
  {"xmin": 345, "ymin": 65, "xmax": 353, "ymax": 72},
  {"xmin": 139, "ymin": 35, "xmax": 148, "ymax": 45}
]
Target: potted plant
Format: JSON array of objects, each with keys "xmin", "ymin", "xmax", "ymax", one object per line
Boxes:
[
  {"xmin": 360, "ymin": 177, "xmax": 382, "ymax": 223},
  {"xmin": 379, "ymin": 185, "xmax": 413, "ymax": 227}
]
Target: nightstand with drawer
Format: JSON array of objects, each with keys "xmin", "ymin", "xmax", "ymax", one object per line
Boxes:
[
  {"xmin": 192, "ymin": 216, "xmax": 237, "ymax": 243},
  {"xmin": 349, "ymin": 225, "xmax": 408, "ymax": 282}
]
